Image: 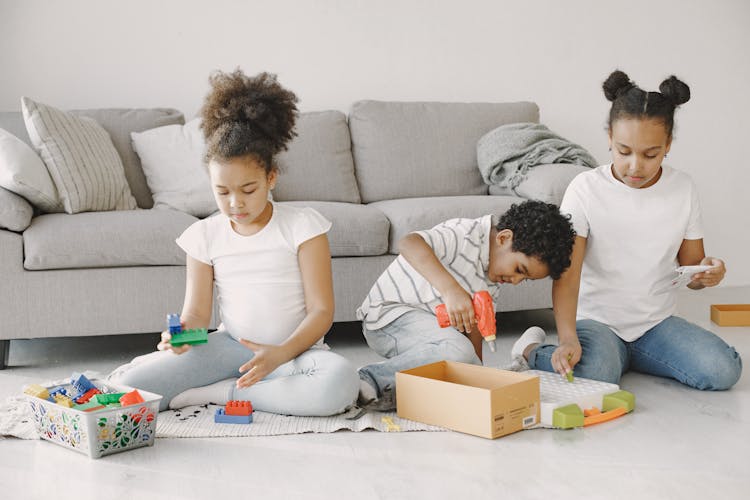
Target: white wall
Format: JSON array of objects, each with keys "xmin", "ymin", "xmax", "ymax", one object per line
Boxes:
[{"xmin": 2, "ymin": 0, "xmax": 749, "ymax": 285}]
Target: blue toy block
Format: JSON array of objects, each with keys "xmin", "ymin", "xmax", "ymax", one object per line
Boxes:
[
  {"xmin": 214, "ymin": 408, "xmax": 253, "ymax": 424},
  {"xmin": 70, "ymin": 372, "xmax": 97, "ymax": 397},
  {"xmin": 49, "ymin": 386, "xmax": 68, "ymax": 398},
  {"xmin": 167, "ymin": 313, "xmax": 182, "ymax": 335}
]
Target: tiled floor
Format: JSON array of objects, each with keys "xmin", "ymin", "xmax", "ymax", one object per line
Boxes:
[{"xmin": 1, "ymin": 287, "xmax": 748, "ymax": 500}]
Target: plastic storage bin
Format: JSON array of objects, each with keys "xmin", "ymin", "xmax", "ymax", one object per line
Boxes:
[{"xmin": 25, "ymin": 380, "xmax": 162, "ymax": 459}]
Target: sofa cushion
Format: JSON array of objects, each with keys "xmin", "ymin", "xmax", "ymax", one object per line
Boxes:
[
  {"xmin": 0, "ymin": 186, "xmax": 33, "ymax": 232},
  {"xmin": 131, "ymin": 119, "xmax": 217, "ymax": 217},
  {"xmin": 21, "ymin": 97, "xmax": 139, "ymax": 214},
  {"xmin": 0, "ymin": 127, "xmax": 62, "ymax": 212},
  {"xmin": 279, "ymin": 201, "xmax": 388, "ymax": 257},
  {"xmin": 369, "ymin": 195, "xmax": 524, "ymax": 254},
  {"xmin": 349, "ymin": 101, "xmax": 539, "ymax": 203},
  {"xmin": 274, "ymin": 111, "xmax": 361, "ymax": 204},
  {"xmin": 23, "ymin": 209, "xmax": 198, "ymax": 270},
  {"xmin": 71, "ymin": 108, "xmax": 186, "ymax": 209}
]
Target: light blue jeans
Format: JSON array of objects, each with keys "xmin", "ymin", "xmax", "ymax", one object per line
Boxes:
[
  {"xmin": 109, "ymin": 330, "xmax": 359, "ymax": 415},
  {"xmin": 359, "ymin": 310, "xmax": 481, "ymax": 409},
  {"xmin": 529, "ymin": 316, "xmax": 742, "ymax": 390}
]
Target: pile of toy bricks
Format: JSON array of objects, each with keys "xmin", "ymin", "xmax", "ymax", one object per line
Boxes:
[{"xmin": 23, "ymin": 372, "xmax": 145, "ymax": 413}]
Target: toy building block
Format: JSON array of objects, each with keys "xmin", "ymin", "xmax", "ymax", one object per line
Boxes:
[
  {"xmin": 73, "ymin": 400, "xmax": 106, "ymax": 412},
  {"xmin": 54, "ymin": 394, "xmax": 74, "ymax": 407},
  {"xmin": 23, "ymin": 384, "xmax": 50, "ymax": 400},
  {"xmin": 94, "ymin": 392, "xmax": 125, "ymax": 405},
  {"xmin": 552, "ymin": 404, "xmax": 585, "ymax": 429},
  {"xmin": 70, "ymin": 372, "xmax": 97, "ymax": 396},
  {"xmin": 214, "ymin": 408, "xmax": 253, "ymax": 424},
  {"xmin": 436, "ymin": 290, "xmax": 497, "ymax": 352},
  {"xmin": 166, "ymin": 313, "xmax": 182, "ymax": 335},
  {"xmin": 225, "ymin": 400, "xmax": 253, "ymax": 416},
  {"xmin": 119, "ymin": 389, "xmax": 145, "ymax": 406},
  {"xmin": 75, "ymin": 388, "xmax": 101, "ymax": 404},
  {"xmin": 49, "ymin": 386, "xmax": 68, "ymax": 398},
  {"xmin": 170, "ymin": 328, "xmax": 209, "ymax": 347}
]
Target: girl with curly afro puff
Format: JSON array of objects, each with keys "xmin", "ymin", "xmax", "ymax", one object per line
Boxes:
[
  {"xmin": 111, "ymin": 69, "xmax": 359, "ymax": 415},
  {"xmin": 511, "ymin": 70, "xmax": 741, "ymax": 391}
]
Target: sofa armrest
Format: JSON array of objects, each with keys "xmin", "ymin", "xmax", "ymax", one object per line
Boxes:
[
  {"xmin": 489, "ymin": 163, "xmax": 591, "ymax": 206},
  {"xmin": 0, "ymin": 186, "xmax": 33, "ymax": 232}
]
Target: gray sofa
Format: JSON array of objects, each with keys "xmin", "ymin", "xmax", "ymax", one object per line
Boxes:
[{"xmin": 0, "ymin": 100, "xmax": 565, "ymax": 369}]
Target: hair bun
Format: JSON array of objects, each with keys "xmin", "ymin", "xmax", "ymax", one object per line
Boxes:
[
  {"xmin": 201, "ymin": 69, "xmax": 298, "ymax": 157},
  {"xmin": 602, "ymin": 70, "xmax": 635, "ymax": 101},
  {"xmin": 659, "ymin": 75, "xmax": 691, "ymax": 106}
]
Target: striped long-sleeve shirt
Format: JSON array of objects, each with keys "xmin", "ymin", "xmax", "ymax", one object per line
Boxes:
[{"xmin": 356, "ymin": 215, "xmax": 502, "ymax": 330}]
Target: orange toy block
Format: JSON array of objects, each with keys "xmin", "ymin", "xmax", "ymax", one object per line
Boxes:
[
  {"xmin": 119, "ymin": 389, "xmax": 145, "ymax": 406},
  {"xmin": 225, "ymin": 400, "xmax": 253, "ymax": 416}
]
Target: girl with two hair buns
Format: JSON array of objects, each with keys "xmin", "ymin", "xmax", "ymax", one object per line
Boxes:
[
  {"xmin": 111, "ymin": 69, "xmax": 359, "ymax": 415},
  {"xmin": 511, "ymin": 70, "xmax": 742, "ymax": 390}
]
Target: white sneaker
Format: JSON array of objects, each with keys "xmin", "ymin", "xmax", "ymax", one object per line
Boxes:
[{"xmin": 509, "ymin": 326, "xmax": 546, "ymax": 371}]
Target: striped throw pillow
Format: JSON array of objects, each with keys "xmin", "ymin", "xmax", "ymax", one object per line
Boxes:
[{"xmin": 21, "ymin": 97, "xmax": 137, "ymax": 213}]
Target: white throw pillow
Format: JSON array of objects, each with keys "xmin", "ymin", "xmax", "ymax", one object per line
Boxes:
[
  {"xmin": 131, "ymin": 119, "xmax": 218, "ymax": 218},
  {"xmin": 0, "ymin": 127, "xmax": 62, "ymax": 212},
  {"xmin": 21, "ymin": 97, "xmax": 137, "ymax": 214}
]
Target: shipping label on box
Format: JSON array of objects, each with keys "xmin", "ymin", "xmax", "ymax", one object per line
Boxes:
[{"xmin": 396, "ymin": 361, "xmax": 539, "ymax": 439}]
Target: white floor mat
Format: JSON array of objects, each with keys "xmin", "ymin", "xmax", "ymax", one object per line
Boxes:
[{"xmin": 156, "ymin": 404, "xmax": 446, "ymax": 438}]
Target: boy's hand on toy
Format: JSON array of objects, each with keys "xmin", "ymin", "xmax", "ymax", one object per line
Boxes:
[
  {"xmin": 551, "ymin": 341, "xmax": 581, "ymax": 379},
  {"xmin": 442, "ymin": 287, "xmax": 477, "ymax": 334},
  {"xmin": 157, "ymin": 330, "xmax": 192, "ymax": 355},
  {"xmin": 236, "ymin": 339, "xmax": 286, "ymax": 388},
  {"xmin": 690, "ymin": 257, "xmax": 725, "ymax": 288}
]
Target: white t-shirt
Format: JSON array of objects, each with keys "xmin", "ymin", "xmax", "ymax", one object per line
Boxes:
[
  {"xmin": 356, "ymin": 215, "xmax": 502, "ymax": 330},
  {"xmin": 176, "ymin": 202, "xmax": 332, "ymax": 345},
  {"xmin": 560, "ymin": 164, "xmax": 703, "ymax": 341}
]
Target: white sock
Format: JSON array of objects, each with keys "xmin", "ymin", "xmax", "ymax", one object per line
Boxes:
[
  {"xmin": 509, "ymin": 326, "xmax": 546, "ymax": 371},
  {"xmin": 168, "ymin": 378, "xmax": 236, "ymax": 410}
]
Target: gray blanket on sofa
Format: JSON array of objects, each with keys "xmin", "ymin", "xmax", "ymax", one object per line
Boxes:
[{"xmin": 477, "ymin": 122, "xmax": 598, "ymax": 190}]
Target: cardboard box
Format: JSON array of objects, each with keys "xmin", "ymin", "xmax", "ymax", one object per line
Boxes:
[
  {"xmin": 396, "ymin": 361, "xmax": 539, "ymax": 439},
  {"xmin": 711, "ymin": 304, "xmax": 750, "ymax": 326}
]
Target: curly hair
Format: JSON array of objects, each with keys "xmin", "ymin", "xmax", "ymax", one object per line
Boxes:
[
  {"xmin": 496, "ymin": 200, "xmax": 576, "ymax": 280},
  {"xmin": 603, "ymin": 69, "xmax": 690, "ymax": 137},
  {"xmin": 199, "ymin": 69, "xmax": 299, "ymax": 172}
]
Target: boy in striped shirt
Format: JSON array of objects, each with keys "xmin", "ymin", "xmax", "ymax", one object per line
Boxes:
[{"xmin": 355, "ymin": 200, "xmax": 576, "ymax": 410}]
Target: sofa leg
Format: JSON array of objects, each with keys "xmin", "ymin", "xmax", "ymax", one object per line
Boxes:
[{"xmin": 0, "ymin": 340, "xmax": 9, "ymax": 370}]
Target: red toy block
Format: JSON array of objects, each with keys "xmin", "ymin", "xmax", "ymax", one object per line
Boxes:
[
  {"xmin": 119, "ymin": 389, "xmax": 145, "ymax": 406},
  {"xmin": 75, "ymin": 388, "xmax": 102, "ymax": 404},
  {"xmin": 225, "ymin": 400, "xmax": 253, "ymax": 416}
]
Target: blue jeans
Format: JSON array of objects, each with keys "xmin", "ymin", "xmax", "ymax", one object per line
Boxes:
[
  {"xmin": 529, "ymin": 316, "xmax": 742, "ymax": 390},
  {"xmin": 359, "ymin": 310, "xmax": 481, "ymax": 409},
  {"xmin": 109, "ymin": 330, "xmax": 359, "ymax": 415}
]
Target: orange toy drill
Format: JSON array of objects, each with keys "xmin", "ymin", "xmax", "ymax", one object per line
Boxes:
[{"xmin": 435, "ymin": 290, "xmax": 497, "ymax": 352}]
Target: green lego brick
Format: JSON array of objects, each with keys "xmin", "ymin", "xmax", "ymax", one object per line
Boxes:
[
  {"xmin": 94, "ymin": 393, "xmax": 125, "ymax": 405},
  {"xmin": 602, "ymin": 390, "xmax": 635, "ymax": 413},
  {"xmin": 170, "ymin": 328, "xmax": 209, "ymax": 347},
  {"xmin": 552, "ymin": 404, "xmax": 584, "ymax": 429},
  {"xmin": 73, "ymin": 400, "xmax": 105, "ymax": 412}
]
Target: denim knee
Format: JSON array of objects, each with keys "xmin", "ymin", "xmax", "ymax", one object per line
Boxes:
[
  {"xmin": 311, "ymin": 355, "xmax": 359, "ymax": 415},
  {"xmin": 691, "ymin": 348, "xmax": 742, "ymax": 391},
  {"xmin": 440, "ymin": 337, "xmax": 481, "ymax": 365}
]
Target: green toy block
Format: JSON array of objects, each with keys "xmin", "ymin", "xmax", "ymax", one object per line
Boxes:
[
  {"xmin": 170, "ymin": 328, "xmax": 209, "ymax": 347},
  {"xmin": 602, "ymin": 390, "xmax": 636, "ymax": 413},
  {"xmin": 73, "ymin": 400, "xmax": 104, "ymax": 412},
  {"xmin": 552, "ymin": 404, "xmax": 584, "ymax": 429},
  {"xmin": 94, "ymin": 393, "xmax": 125, "ymax": 405}
]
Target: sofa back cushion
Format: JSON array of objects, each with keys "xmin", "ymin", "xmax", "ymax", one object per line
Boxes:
[
  {"xmin": 273, "ymin": 111, "xmax": 361, "ymax": 204},
  {"xmin": 0, "ymin": 108, "xmax": 185, "ymax": 210},
  {"xmin": 349, "ymin": 100, "xmax": 539, "ymax": 203}
]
